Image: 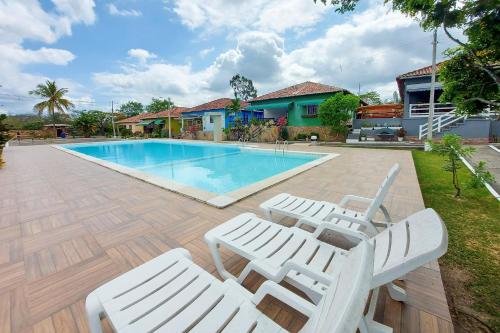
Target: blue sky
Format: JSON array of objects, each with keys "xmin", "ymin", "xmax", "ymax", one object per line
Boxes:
[{"xmin": 0, "ymin": 0, "xmax": 456, "ymax": 114}]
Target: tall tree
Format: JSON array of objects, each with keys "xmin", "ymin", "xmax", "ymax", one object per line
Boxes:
[
  {"xmin": 118, "ymin": 101, "xmax": 144, "ymax": 118},
  {"xmin": 146, "ymin": 97, "xmax": 174, "ymax": 113},
  {"xmin": 29, "ymin": 81, "xmax": 74, "ymax": 137},
  {"xmin": 229, "ymin": 74, "xmax": 257, "ymax": 101},
  {"xmin": 316, "ymin": 0, "xmax": 499, "ymax": 114},
  {"xmin": 359, "ymin": 91, "xmax": 382, "ymax": 105}
]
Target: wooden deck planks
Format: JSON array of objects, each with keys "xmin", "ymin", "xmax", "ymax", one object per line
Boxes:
[{"xmin": 0, "ymin": 144, "xmax": 454, "ymax": 332}]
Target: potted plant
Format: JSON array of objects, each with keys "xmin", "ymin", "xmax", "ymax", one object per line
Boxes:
[
  {"xmin": 397, "ymin": 127, "xmax": 406, "ymax": 142},
  {"xmin": 360, "ymin": 132, "xmax": 367, "ymax": 141}
]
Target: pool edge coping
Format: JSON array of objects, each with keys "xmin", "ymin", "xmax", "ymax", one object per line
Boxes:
[{"xmin": 51, "ymin": 140, "xmax": 338, "ymax": 208}]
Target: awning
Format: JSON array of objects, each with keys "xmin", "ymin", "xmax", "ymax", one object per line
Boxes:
[
  {"xmin": 295, "ymin": 99, "xmax": 326, "ymax": 106},
  {"xmin": 406, "ymin": 82, "xmax": 443, "ymax": 92},
  {"xmin": 137, "ymin": 120, "xmax": 154, "ymax": 126},
  {"xmin": 246, "ymin": 102, "xmax": 291, "ymax": 110},
  {"xmin": 153, "ymin": 119, "xmax": 165, "ymax": 125}
]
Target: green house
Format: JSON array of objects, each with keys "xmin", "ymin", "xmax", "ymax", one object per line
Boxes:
[{"xmin": 247, "ymin": 81, "xmax": 354, "ymax": 127}]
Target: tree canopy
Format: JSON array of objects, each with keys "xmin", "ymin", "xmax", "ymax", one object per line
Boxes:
[
  {"xmin": 29, "ymin": 80, "xmax": 74, "ymax": 136},
  {"xmin": 229, "ymin": 74, "xmax": 258, "ymax": 101},
  {"xmin": 145, "ymin": 97, "xmax": 174, "ymax": 113},
  {"xmin": 118, "ymin": 101, "xmax": 143, "ymax": 118},
  {"xmin": 359, "ymin": 91, "xmax": 382, "ymax": 105},
  {"xmin": 316, "ymin": 0, "xmax": 499, "ymax": 115},
  {"xmin": 318, "ymin": 93, "xmax": 359, "ymax": 135}
]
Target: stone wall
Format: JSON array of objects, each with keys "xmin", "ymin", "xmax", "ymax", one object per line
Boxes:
[{"xmin": 287, "ymin": 126, "xmax": 344, "ymax": 142}]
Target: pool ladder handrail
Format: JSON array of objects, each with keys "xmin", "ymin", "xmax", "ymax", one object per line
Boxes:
[
  {"xmin": 239, "ymin": 137, "xmax": 249, "ymax": 147},
  {"xmin": 275, "ymin": 140, "xmax": 288, "ymax": 154}
]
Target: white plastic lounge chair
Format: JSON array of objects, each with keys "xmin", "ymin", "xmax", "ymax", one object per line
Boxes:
[
  {"xmin": 205, "ymin": 208, "xmax": 447, "ymax": 333},
  {"xmin": 86, "ymin": 244, "xmax": 374, "ymax": 333},
  {"xmin": 259, "ymin": 164, "xmax": 400, "ymax": 238}
]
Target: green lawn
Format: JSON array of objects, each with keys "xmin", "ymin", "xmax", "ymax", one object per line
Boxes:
[{"xmin": 412, "ymin": 150, "xmax": 500, "ymax": 331}]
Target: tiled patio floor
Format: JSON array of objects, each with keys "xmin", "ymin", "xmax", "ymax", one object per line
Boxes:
[{"xmin": 0, "ymin": 143, "xmax": 453, "ymax": 332}]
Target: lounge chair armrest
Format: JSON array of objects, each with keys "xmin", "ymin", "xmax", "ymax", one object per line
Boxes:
[
  {"xmin": 238, "ymin": 259, "xmax": 333, "ymax": 287},
  {"xmin": 323, "ymin": 212, "xmax": 379, "ymax": 234},
  {"xmin": 309, "ymin": 220, "xmax": 369, "ymax": 242},
  {"xmin": 338, "ymin": 195, "xmax": 373, "ymax": 207},
  {"xmin": 252, "ymin": 280, "xmax": 316, "ymax": 317}
]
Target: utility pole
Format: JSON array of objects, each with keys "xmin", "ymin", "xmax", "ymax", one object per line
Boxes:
[
  {"xmin": 168, "ymin": 107, "xmax": 172, "ymax": 139},
  {"xmin": 425, "ymin": 29, "xmax": 438, "ymax": 150},
  {"xmin": 111, "ymin": 100, "xmax": 117, "ymax": 138}
]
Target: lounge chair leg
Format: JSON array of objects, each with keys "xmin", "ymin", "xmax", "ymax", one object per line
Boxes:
[
  {"xmin": 386, "ymin": 282, "xmax": 407, "ymax": 302},
  {"xmin": 263, "ymin": 209, "xmax": 273, "ymax": 221},
  {"xmin": 207, "ymin": 241, "xmax": 237, "ymax": 280},
  {"xmin": 85, "ymin": 291, "xmax": 104, "ymax": 333},
  {"xmin": 362, "ymin": 288, "xmax": 393, "ymax": 333}
]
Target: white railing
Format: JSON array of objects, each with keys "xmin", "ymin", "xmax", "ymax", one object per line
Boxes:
[
  {"xmin": 409, "ymin": 103, "xmax": 455, "ymax": 118},
  {"xmin": 418, "ymin": 111, "xmax": 467, "ymax": 140}
]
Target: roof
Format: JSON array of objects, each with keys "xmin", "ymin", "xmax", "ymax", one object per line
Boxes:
[
  {"xmin": 396, "ymin": 62, "xmax": 445, "ymax": 103},
  {"xmin": 250, "ymin": 81, "xmax": 345, "ymax": 102},
  {"xmin": 142, "ymin": 107, "xmax": 189, "ymax": 119},
  {"xmin": 116, "ymin": 113, "xmax": 153, "ymax": 124},
  {"xmin": 116, "ymin": 107, "xmax": 188, "ymax": 124},
  {"xmin": 42, "ymin": 124, "xmax": 71, "ymax": 127},
  {"xmin": 396, "ymin": 62, "xmax": 444, "ymax": 80},
  {"xmin": 185, "ymin": 98, "xmax": 249, "ymax": 112}
]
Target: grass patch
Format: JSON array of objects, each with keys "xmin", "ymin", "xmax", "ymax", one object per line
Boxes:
[{"xmin": 412, "ymin": 150, "xmax": 499, "ymax": 331}]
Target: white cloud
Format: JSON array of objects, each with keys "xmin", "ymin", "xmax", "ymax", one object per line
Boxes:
[
  {"xmin": 0, "ymin": 0, "xmax": 96, "ymax": 114},
  {"xmin": 128, "ymin": 48, "xmax": 157, "ymax": 63},
  {"xmin": 107, "ymin": 3, "xmax": 142, "ymax": 17},
  {"xmin": 199, "ymin": 47, "xmax": 215, "ymax": 58},
  {"xmin": 93, "ymin": 2, "xmax": 458, "ymax": 106},
  {"xmin": 169, "ymin": 0, "xmax": 330, "ymax": 33}
]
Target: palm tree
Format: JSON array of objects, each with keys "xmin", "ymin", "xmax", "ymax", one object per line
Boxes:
[{"xmin": 29, "ymin": 81, "xmax": 74, "ymax": 137}]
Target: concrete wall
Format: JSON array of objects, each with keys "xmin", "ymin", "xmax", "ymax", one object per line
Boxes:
[
  {"xmin": 353, "ymin": 118, "xmax": 402, "ymax": 129},
  {"xmin": 490, "ymin": 120, "xmax": 500, "ymax": 138},
  {"xmin": 435, "ymin": 119, "xmax": 492, "ymax": 139}
]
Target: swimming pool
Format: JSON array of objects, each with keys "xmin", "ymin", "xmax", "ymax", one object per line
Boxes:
[{"xmin": 57, "ymin": 140, "xmax": 336, "ymax": 207}]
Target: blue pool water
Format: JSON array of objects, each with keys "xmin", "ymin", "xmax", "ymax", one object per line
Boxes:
[{"xmin": 64, "ymin": 140, "xmax": 322, "ymax": 194}]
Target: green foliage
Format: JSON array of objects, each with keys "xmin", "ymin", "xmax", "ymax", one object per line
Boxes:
[
  {"xmin": 413, "ymin": 150, "xmax": 500, "ymax": 331},
  {"xmin": 359, "ymin": 91, "xmax": 382, "ymax": 105},
  {"xmin": 29, "ymin": 80, "xmax": 74, "ymax": 136},
  {"xmin": 119, "ymin": 127, "xmax": 133, "ymax": 138},
  {"xmin": 225, "ymin": 98, "xmax": 242, "ymax": 115},
  {"xmin": 118, "ymin": 101, "xmax": 144, "ymax": 118},
  {"xmin": 314, "ymin": 0, "xmax": 359, "ymax": 13},
  {"xmin": 229, "ymin": 74, "xmax": 257, "ymax": 101},
  {"xmin": 318, "ymin": 0, "xmax": 500, "ymax": 115},
  {"xmin": 0, "ymin": 114, "xmax": 10, "ymax": 146},
  {"xmin": 430, "ymin": 134, "xmax": 475, "ymax": 197},
  {"xmin": 145, "ymin": 97, "xmax": 174, "ymax": 114},
  {"xmin": 72, "ymin": 111, "xmax": 98, "ymax": 137},
  {"xmin": 22, "ymin": 120, "xmax": 43, "ymax": 130},
  {"xmin": 295, "ymin": 133, "xmax": 307, "ymax": 140},
  {"xmin": 469, "ymin": 161, "xmax": 496, "ymax": 189},
  {"xmin": 318, "ymin": 93, "xmax": 359, "ymax": 135},
  {"xmin": 279, "ymin": 126, "xmax": 289, "ymax": 140}
]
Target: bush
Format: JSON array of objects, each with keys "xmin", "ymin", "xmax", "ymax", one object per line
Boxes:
[
  {"xmin": 295, "ymin": 133, "xmax": 307, "ymax": 140},
  {"xmin": 22, "ymin": 120, "xmax": 43, "ymax": 130},
  {"xmin": 319, "ymin": 93, "xmax": 360, "ymax": 135},
  {"xmin": 280, "ymin": 126, "xmax": 289, "ymax": 140}
]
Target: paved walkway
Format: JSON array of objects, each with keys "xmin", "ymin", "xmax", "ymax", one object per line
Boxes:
[
  {"xmin": 0, "ymin": 143, "xmax": 452, "ymax": 332},
  {"xmin": 467, "ymin": 145, "xmax": 500, "ymax": 193}
]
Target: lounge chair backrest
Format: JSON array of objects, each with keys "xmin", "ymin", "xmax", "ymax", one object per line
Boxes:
[
  {"xmin": 369, "ymin": 208, "xmax": 448, "ymax": 287},
  {"xmin": 363, "ymin": 163, "xmax": 400, "ymax": 220},
  {"xmin": 304, "ymin": 241, "xmax": 373, "ymax": 333}
]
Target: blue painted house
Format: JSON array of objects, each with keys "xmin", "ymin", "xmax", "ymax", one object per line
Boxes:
[{"xmin": 180, "ymin": 98, "xmax": 263, "ymax": 132}]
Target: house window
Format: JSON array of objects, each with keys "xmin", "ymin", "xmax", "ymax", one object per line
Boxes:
[
  {"xmin": 210, "ymin": 116, "xmax": 214, "ymax": 123},
  {"xmin": 306, "ymin": 105, "xmax": 318, "ymax": 115}
]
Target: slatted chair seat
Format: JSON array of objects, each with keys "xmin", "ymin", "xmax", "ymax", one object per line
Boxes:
[
  {"xmin": 86, "ymin": 244, "xmax": 374, "ymax": 333},
  {"xmin": 259, "ymin": 164, "xmax": 400, "ymax": 238},
  {"xmin": 205, "ymin": 208, "xmax": 448, "ymax": 332}
]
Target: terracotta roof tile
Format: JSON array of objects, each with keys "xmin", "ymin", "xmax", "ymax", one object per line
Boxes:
[
  {"xmin": 116, "ymin": 113, "xmax": 154, "ymax": 124},
  {"xmin": 142, "ymin": 107, "xmax": 189, "ymax": 119},
  {"xmin": 250, "ymin": 81, "xmax": 345, "ymax": 102},
  {"xmin": 116, "ymin": 107, "xmax": 188, "ymax": 123},
  {"xmin": 186, "ymin": 98, "xmax": 249, "ymax": 112},
  {"xmin": 397, "ymin": 62, "xmax": 444, "ymax": 79}
]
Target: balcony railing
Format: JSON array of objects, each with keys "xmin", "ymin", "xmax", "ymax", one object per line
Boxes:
[{"xmin": 409, "ymin": 103, "xmax": 455, "ymax": 118}]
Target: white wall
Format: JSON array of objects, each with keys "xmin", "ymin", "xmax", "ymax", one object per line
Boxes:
[{"xmin": 202, "ymin": 111, "xmax": 225, "ymax": 131}]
